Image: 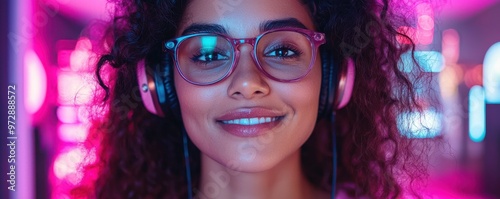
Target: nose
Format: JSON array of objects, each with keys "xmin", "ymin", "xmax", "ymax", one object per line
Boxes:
[{"xmin": 227, "ymin": 44, "xmax": 270, "ymax": 99}]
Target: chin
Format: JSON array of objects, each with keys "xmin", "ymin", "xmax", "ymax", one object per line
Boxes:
[
  {"xmin": 205, "ymin": 145, "xmax": 298, "ymax": 174},
  {"xmin": 223, "ymin": 157, "xmax": 279, "ymax": 173}
]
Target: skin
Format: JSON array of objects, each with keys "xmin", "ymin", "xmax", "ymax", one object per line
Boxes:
[{"xmin": 174, "ymin": 0, "xmax": 328, "ymax": 198}]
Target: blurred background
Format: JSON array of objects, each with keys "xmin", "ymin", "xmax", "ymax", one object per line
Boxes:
[{"xmin": 1, "ymin": 0, "xmax": 499, "ymax": 198}]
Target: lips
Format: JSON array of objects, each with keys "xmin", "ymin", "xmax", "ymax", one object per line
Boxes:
[
  {"xmin": 216, "ymin": 108, "xmax": 286, "ymax": 137},
  {"xmin": 221, "ymin": 117, "xmax": 279, "ymax": 125}
]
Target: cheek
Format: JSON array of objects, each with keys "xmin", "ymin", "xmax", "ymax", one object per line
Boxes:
[
  {"xmin": 285, "ymin": 61, "xmax": 322, "ymax": 118},
  {"xmin": 294, "ymin": 61, "xmax": 322, "ymax": 134},
  {"xmin": 174, "ymin": 72, "xmax": 212, "ymax": 152},
  {"xmin": 174, "ymin": 71, "xmax": 226, "ymax": 149},
  {"xmin": 274, "ymin": 62, "xmax": 322, "ymax": 143},
  {"xmin": 174, "ymin": 72, "xmax": 215, "ymax": 122}
]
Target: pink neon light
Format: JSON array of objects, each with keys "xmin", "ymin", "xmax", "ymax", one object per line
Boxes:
[
  {"xmin": 77, "ymin": 106, "xmax": 92, "ymax": 123},
  {"xmin": 51, "ymin": 192, "xmax": 70, "ymax": 199},
  {"xmin": 418, "ymin": 31, "xmax": 434, "ymax": 46},
  {"xmin": 70, "ymin": 37, "xmax": 94, "ymax": 71},
  {"xmin": 416, "ymin": 3, "xmax": 434, "ymax": 16},
  {"xmin": 24, "ymin": 50, "xmax": 48, "ymax": 114},
  {"xmin": 57, "ymin": 106, "xmax": 79, "ymax": 124},
  {"xmin": 442, "ymin": 29, "xmax": 460, "ymax": 64},
  {"xmin": 57, "ymin": 50, "xmax": 72, "ymax": 69},
  {"xmin": 396, "ymin": 26, "xmax": 416, "ymax": 45},
  {"xmin": 52, "ymin": 146, "xmax": 96, "ymax": 185},
  {"xmin": 54, "ymin": 0, "xmax": 110, "ymax": 21},
  {"xmin": 464, "ymin": 65, "xmax": 484, "ymax": 88},
  {"xmin": 53, "ymin": 148, "xmax": 84, "ymax": 185},
  {"xmin": 418, "ymin": 15, "xmax": 435, "ymax": 31},
  {"xmin": 58, "ymin": 123, "xmax": 89, "ymax": 143},
  {"xmin": 414, "ymin": 3, "xmax": 434, "ymax": 46},
  {"xmin": 58, "ymin": 72, "xmax": 94, "ymax": 105}
]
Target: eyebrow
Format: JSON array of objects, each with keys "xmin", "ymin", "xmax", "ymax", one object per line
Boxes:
[
  {"xmin": 181, "ymin": 23, "xmax": 228, "ymax": 35},
  {"xmin": 180, "ymin": 18, "xmax": 308, "ymax": 36},
  {"xmin": 259, "ymin": 18, "xmax": 308, "ymax": 32}
]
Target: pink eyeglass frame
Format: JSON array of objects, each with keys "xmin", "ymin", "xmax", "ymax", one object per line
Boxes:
[{"xmin": 164, "ymin": 27, "xmax": 326, "ymax": 86}]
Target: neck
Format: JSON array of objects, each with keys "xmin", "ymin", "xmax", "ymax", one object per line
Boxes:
[{"xmin": 196, "ymin": 151, "xmax": 319, "ymax": 199}]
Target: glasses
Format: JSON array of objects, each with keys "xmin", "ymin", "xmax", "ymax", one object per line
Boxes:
[{"xmin": 164, "ymin": 28, "xmax": 326, "ymax": 85}]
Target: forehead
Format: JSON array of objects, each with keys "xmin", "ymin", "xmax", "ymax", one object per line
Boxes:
[{"xmin": 179, "ymin": 0, "xmax": 314, "ymax": 37}]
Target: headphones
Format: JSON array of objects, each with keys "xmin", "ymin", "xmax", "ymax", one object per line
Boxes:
[{"xmin": 136, "ymin": 48, "xmax": 355, "ymax": 119}]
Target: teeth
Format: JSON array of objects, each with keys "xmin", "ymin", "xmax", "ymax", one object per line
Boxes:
[{"xmin": 222, "ymin": 117, "xmax": 277, "ymax": 125}]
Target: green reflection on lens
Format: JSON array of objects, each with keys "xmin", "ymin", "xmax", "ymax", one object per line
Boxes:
[{"xmin": 200, "ymin": 36, "xmax": 218, "ymax": 52}]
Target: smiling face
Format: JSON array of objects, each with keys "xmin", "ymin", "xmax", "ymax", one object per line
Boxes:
[{"xmin": 174, "ymin": 0, "xmax": 322, "ymax": 172}]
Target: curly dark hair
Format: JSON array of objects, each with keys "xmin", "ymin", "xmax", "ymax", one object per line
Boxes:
[{"xmin": 72, "ymin": 0, "xmax": 434, "ymax": 198}]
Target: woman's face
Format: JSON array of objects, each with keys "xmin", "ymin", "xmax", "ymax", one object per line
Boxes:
[{"xmin": 175, "ymin": 0, "xmax": 322, "ymax": 172}]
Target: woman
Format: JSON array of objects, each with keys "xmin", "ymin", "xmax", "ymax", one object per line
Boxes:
[{"xmin": 74, "ymin": 0, "xmax": 431, "ymax": 198}]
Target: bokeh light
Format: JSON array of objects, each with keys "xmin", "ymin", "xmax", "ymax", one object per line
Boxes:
[
  {"xmin": 483, "ymin": 42, "xmax": 500, "ymax": 104},
  {"xmin": 398, "ymin": 109, "xmax": 443, "ymax": 139},
  {"xmin": 52, "ymin": 146, "xmax": 96, "ymax": 185},
  {"xmin": 24, "ymin": 50, "xmax": 47, "ymax": 114},
  {"xmin": 469, "ymin": 85, "xmax": 486, "ymax": 142}
]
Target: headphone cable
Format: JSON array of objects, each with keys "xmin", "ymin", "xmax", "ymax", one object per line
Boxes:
[
  {"xmin": 182, "ymin": 128, "xmax": 193, "ymax": 199},
  {"xmin": 331, "ymin": 113, "xmax": 338, "ymax": 199}
]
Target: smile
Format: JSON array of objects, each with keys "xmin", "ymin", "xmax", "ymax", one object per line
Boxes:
[
  {"xmin": 215, "ymin": 108, "xmax": 286, "ymax": 137},
  {"xmin": 220, "ymin": 117, "xmax": 280, "ymax": 125}
]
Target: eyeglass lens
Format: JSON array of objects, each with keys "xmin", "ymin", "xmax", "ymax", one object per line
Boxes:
[{"xmin": 176, "ymin": 30, "xmax": 314, "ymax": 84}]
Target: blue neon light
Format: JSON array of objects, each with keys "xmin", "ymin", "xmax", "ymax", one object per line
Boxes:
[
  {"xmin": 483, "ymin": 42, "xmax": 500, "ymax": 104},
  {"xmin": 397, "ymin": 109, "xmax": 442, "ymax": 138},
  {"xmin": 469, "ymin": 85, "xmax": 486, "ymax": 142},
  {"xmin": 399, "ymin": 51, "xmax": 444, "ymax": 73}
]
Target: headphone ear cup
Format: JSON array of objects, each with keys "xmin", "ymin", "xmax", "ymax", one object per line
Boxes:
[
  {"xmin": 318, "ymin": 48, "xmax": 356, "ymax": 118},
  {"xmin": 136, "ymin": 54, "xmax": 180, "ymax": 118},
  {"xmin": 155, "ymin": 54, "xmax": 180, "ymax": 117},
  {"xmin": 335, "ymin": 58, "xmax": 355, "ymax": 109},
  {"xmin": 318, "ymin": 47, "xmax": 337, "ymax": 118},
  {"xmin": 137, "ymin": 59, "xmax": 165, "ymax": 116}
]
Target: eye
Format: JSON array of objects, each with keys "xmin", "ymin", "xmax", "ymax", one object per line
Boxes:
[
  {"xmin": 264, "ymin": 45, "xmax": 302, "ymax": 58},
  {"xmin": 191, "ymin": 50, "xmax": 230, "ymax": 63}
]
